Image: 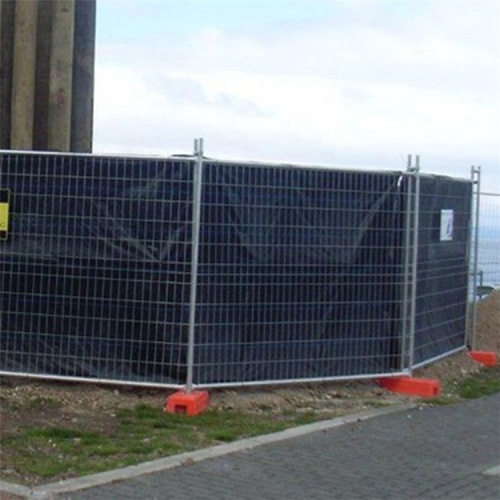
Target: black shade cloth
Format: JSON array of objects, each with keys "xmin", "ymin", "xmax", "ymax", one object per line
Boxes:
[{"xmin": 0, "ymin": 153, "xmax": 471, "ymax": 385}]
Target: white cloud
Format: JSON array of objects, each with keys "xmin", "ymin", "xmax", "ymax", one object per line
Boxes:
[{"xmin": 94, "ymin": 0, "xmax": 500, "ymax": 189}]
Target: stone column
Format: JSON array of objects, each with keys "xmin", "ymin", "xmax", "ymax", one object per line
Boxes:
[
  {"xmin": 33, "ymin": 0, "xmax": 53, "ymax": 151},
  {"xmin": 0, "ymin": 0, "xmax": 15, "ymax": 149},
  {"xmin": 10, "ymin": 0, "xmax": 38, "ymax": 150},
  {"xmin": 71, "ymin": 0, "xmax": 96, "ymax": 152},
  {"xmin": 1, "ymin": 0, "xmax": 95, "ymax": 153},
  {"xmin": 47, "ymin": 0, "xmax": 75, "ymax": 152}
]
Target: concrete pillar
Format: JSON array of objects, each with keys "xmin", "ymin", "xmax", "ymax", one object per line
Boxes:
[
  {"xmin": 47, "ymin": 0, "xmax": 75, "ymax": 152},
  {"xmin": 10, "ymin": 0, "xmax": 38, "ymax": 150},
  {"xmin": 1, "ymin": 0, "xmax": 95, "ymax": 153},
  {"xmin": 33, "ymin": 0, "xmax": 53, "ymax": 151},
  {"xmin": 0, "ymin": 0, "xmax": 15, "ymax": 149},
  {"xmin": 71, "ymin": 0, "xmax": 96, "ymax": 153}
]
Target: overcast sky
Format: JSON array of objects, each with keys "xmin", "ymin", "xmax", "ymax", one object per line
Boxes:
[{"xmin": 94, "ymin": 0, "xmax": 500, "ymax": 189}]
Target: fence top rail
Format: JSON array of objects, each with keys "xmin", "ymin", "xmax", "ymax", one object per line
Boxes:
[
  {"xmin": 203, "ymin": 158, "xmax": 405, "ymax": 176},
  {"xmin": 192, "ymin": 157, "xmax": 469, "ymax": 182},
  {"xmin": 0, "ymin": 148, "xmax": 401, "ymax": 175},
  {"xmin": 0, "ymin": 149, "xmax": 472, "ymax": 183},
  {"xmin": 0, "ymin": 148, "xmax": 195, "ymax": 162},
  {"xmin": 480, "ymin": 191, "xmax": 500, "ymax": 197}
]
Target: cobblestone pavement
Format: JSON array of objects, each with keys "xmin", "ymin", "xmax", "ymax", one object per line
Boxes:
[{"xmin": 55, "ymin": 393, "xmax": 499, "ymax": 500}]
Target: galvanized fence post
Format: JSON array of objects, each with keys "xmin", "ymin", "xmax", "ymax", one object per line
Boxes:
[
  {"xmin": 409, "ymin": 156, "xmax": 421, "ymax": 374},
  {"xmin": 186, "ymin": 138, "xmax": 204, "ymax": 393},
  {"xmin": 402, "ymin": 155, "xmax": 420, "ymax": 374},
  {"xmin": 401, "ymin": 156, "xmax": 412, "ymax": 372},
  {"xmin": 468, "ymin": 166, "xmax": 481, "ymax": 350}
]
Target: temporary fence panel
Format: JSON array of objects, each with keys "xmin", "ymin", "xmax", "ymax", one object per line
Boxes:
[
  {"xmin": 0, "ymin": 152, "xmax": 194, "ymax": 387},
  {"xmin": 0, "ymin": 150, "xmax": 474, "ymax": 388},
  {"xmin": 468, "ymin": 182, "xmax": 500, "ymax": 350},
  {"xmin": 475, "ymin": 192, "xmax": 500, "ymax": 290},
  {"xmin": 411, "ymin": 175, "xmax": 473, "ymax": 367},
  {"xmin": 192, "ymin": 162, "xmax": 408, "ymax": 386}
]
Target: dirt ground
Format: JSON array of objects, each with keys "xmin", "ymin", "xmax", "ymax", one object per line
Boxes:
[{"xmin": 0, "ymin": 291, "xmax": 499, "ymax": 486}]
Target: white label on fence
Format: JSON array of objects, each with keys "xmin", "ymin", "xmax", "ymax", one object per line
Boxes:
[{"xmin": 440, "ymin": 209, "xmax": 453, "ymax": 241}]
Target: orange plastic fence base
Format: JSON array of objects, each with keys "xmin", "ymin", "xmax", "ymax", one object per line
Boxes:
[
  {"xmin": 469, "ymin": 351, "xmax": 498, "ymax": 367},
  {"xmin": 378, "ymin": 377, "xmax": 440, "ymax": 398},
  {"xmin": 165, "ymin": 390, "xmax": 209, "ymax": 416}
]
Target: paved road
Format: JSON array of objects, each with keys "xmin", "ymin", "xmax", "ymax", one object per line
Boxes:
[
  {"xmin": 2, "ymin": 394, "xmax": 499, "ymax": 499},
  {"xmin": 52, "ymin": 394, "xmax": 500, "ymax": 500}
]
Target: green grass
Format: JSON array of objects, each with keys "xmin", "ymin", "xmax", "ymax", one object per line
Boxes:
[
  {"xmin": 25, "ymin": 396, "xmax": 62, "ymax": 409},
  {"xmin": 1, "ymin": 404, "xmax": 318, "ymax": 483},
  {"xmin": 361, "ymin": 399, "xmax": 393, "ymax": 409},
  {"xmin": 423, "ymin": 395, "xmax": 460, "ymax": 406},
  {"xmin": 2, "ymin": 365, "xmax": 499, "ymax": 485},
  {"xmin": 426, "ymin": 365, "xmax": 500, "ymax": 406},
  {"xmin": 456, "ymin": 365, "xmax": 500, "ymax": 399}
]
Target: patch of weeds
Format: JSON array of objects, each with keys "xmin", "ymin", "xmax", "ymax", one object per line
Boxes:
[
  {"xmin": 424, "ymin": 395, "xmax": 460, "ymax": 406},
  {"xmin": 457, "ymin": 365, "xmax": 500, "ymax": 399},
  {"xmin": 205, "ymin": 429, "xmax": 239, "ymax": 443},
  {"xmin": 130, "ymin": 403, "xmax": 159, "ymax": 420},
  {"xmin": 257, "ymin": 404, "xmax": 273, "ymax": 411},
  {"xmin": 14, "ymin": 457, "xmax": 71, "ymax": 480},
  {"xmin": 152, "ymin": 420, "xmax": 175, "ymax": 429},
  {"xmin": 25, "ymin": 396, "xmax": 62, "ymax": 409},
  {"xmin": 125, "ymin": 442, "xmax": 157, "ymax": 455},
  {"xmin": 2, "ymin": 427, "xmax": 110, "ymax": 479},
  {"xmin": 90, "ymin": 444, "xmax": 122, "ymax": 457},
  {"xmin": 1, "ymin": 402, "xmax": 322, "ymax": 485},
  {"xmin": 423, "ymin": 365, "xmax": 500, "ymax": 406},
  {"xmin": 361, "ymin": 399, "xmax": 392, "ymax": 409},
  {"xmin": 292, "ymin": 411, "xmax": 317, "ymax": 425},
  {"xmin": 25, "ymin": 427, "xmax": 99, "ymax": 441}
]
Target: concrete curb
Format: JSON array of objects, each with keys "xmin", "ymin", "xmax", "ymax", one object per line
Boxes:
[
  {"xmin": 0, "ymin": 479, "xmax": 30, "ymax": 498},
  {"xmin": 483, "ymin": 465, "xmax": 500, "ymax": 476},
  {"xmin": 1, "ymin": 403, "xmax": 416, "ymax": 499}
]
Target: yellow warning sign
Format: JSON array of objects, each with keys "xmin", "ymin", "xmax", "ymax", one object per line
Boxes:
[{"xmin": 0, "ymin": 189, "xmax": 10, "ymax": 240}]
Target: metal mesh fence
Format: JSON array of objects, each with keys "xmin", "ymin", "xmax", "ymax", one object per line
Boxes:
[
  {"xmin": 468, "ymin": 187, "xmax": 500, "ymax": 351},
  {"xmin": 0, "ymin": 153, "xmax": 194, "ymax": 387},
  {"xmin": 192, "ymin": 162, "xmax": 408, "ymax": 386},
  {"xmin": 475, "ymin": 192, "xmax": 500, "ymax": 291},
  {"xmin": 411, "ymin": 175, "xmax": 472, "ymax": 368},
  {"xmin": 0, "ymin": 150, "xmax": 476, "ymax": 388}
]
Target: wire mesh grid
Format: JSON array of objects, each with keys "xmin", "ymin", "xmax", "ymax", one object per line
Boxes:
[
  {"xmin": 475, "ymin": 192, "xmax": 500, "ymax": 291},
  {"xmin": 0, "ymin": 150, "xmax": 477, "ymax": 388},
  {"xmin": 0, "ymin": 152, "xmax": 194, "ymax": 387},
  {"xmin": 192, "ymin": 161, "xmax": 408, "ymax": 387},
  {"xmin": 411, "ymin": 175, "xmax": 473, "ymax": 368},
  {"xmin": 467, "ymin": 187, "xmax": 500, "ymax": 351}
]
